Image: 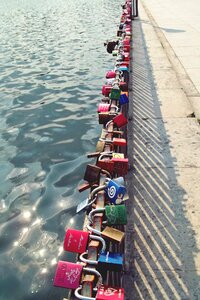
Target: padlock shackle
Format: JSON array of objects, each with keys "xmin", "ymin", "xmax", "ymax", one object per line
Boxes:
[
  {"xmin": 88, "ymin": 208, "xmax": 105, "ymax": 224},
  {"xmin": 74, "ymin": 286, "xmax": 95, "ymax": 300},
  {"xmin": 83, "ymin": 267, "xmax": 102, "ymax": 288},
  {"xmin": 79, "ymin": 251, "xmax": 98, "ymax": 265},
  {"xmin": 87, "ymin": 223, "xmax": 102, "ymax": 236},
  {"xmin": 100, "ymin": 168, "xmax": 111, "ymax": 178},
  {"xmin": 89, "ymin": 184, "xmax": 107, "ymax": 202},
  {"xmin": 89, "ymin": 234, "xmax": 106, "ymax": 251}
]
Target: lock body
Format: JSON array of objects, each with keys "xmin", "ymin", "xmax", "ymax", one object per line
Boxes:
[
  {"xmin": 105, "ymin": 204, "xmax": 127, "ymax": 225},
  {"xmin": 97, "ymin": 159, "xmax": 114, "ymax": 176},
  {"xmin": 102, "ymin": 85, "xmax": 112, "ymax": 97},
  {"xmin": 113, "ymin": 113, "xmax": 128, "ymax": 128},
  {"xmin": 112, "ymin": 158, "xmax": 129, "ymax": 176},
  {"xmin": 84, "ymin": 164, "xmax": 101, "ymax": 185},
  {"xmin": 119, "ymin": 93, "xmax": 129, "ymax": 105},
  {"xmin": 110, "ymin": 87, "xmax": 121, "ymax": 100},
  {"xmin": 106, "ymin": 70, "xmax": 116, "ymax": 79},
  {"xmin": 98, "ymin": 103, "xmax": 111, "ymax": 113},
  {"xmin": 106, "ymin": 179, "xmax": 126, "ymax": 204},
  {"xmin": 96, "ymin": 285, "xmax": 124, "ymax": 300},
  {"xmin": 98, "ymin": 251, "xmax": 123, "ymax": 271},
  {"xmin": 64, "ymin": 229, "xmax": 89, "ymax": 253},
  {"xmin": 53, "ymin": 261, "xmax": 83, "ymax": 289}
]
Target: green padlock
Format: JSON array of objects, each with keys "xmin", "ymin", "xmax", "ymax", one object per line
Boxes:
[
  {"xmin": 88, "ymin": 204, "xmax": 127, "ymax": 226},
  {"xmin": 110, "ymin": 86, "xmax": 121, "ymax": 100}
]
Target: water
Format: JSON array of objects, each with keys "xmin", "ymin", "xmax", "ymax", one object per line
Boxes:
[{"xmin": 0, "ymin": 0, "xmax": 121, "ymax": 299}]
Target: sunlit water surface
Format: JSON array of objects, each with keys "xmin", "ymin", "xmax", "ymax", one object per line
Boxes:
[{"xmin": 0, "ymin": 0, "xmax": 121, "ymax": 299}]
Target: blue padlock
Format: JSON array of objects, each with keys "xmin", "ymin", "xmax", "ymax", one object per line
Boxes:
[
  {"xmin": 119, "ymin": 94, "xmax": 129, "ymax": 105},
  {"xmin": 80, "ymin": 251, "xmax": 123, "ymax": 271},
  {"xmin": 105, "ymin": 179, "xmax": 126, "ymax": 204},
  {"xmin": 98, "ymin": 251, "xmax": 123, "ymax": 271}
]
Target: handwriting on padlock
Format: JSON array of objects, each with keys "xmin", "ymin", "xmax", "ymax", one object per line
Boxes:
[{"xmin": 66, "ymin": 268, "xmax": 81, "ymax": 285}]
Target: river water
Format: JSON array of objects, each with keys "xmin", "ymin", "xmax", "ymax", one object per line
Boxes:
[{"xmin": 0, "ymin": 0, "xmax": 121, "ymax": 299}]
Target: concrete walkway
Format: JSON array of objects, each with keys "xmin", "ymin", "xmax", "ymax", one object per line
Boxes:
[
  {"xmin": 125, "ymin": 1, "xmax": 200, "ymax": 299},
  {"xmin": 141, "ymin": 0, "xmax": 200, "ymax": 119}
]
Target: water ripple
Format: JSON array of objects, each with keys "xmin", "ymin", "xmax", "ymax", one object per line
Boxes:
[{"xmin": 0, "ymin": 0, "xmax": 121, "ymax": 299}]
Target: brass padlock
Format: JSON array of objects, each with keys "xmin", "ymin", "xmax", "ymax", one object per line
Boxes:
[
  {"xmin": 96, "ymin": 140, "xmax": 106, "ymax": 152},
  {"xmin": 87, "ymin": 224, "xmax": 124, "ymax": 244}
]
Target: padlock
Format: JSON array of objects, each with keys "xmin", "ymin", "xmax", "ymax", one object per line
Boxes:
[
  {"xmin": 97, "ymin": 159, "xmax": 114, "ymax": 176},
  {"xmin": 105, "ymin": 178, "xmax": 126, "ymax": 204},
  {"xmin": 88, "ymin": 204, "xmax": 127, "ymax": 226},
  {"xmin": 112, "ymin": 157, "xmax": 129, "ymax": 176},
  {"xmin": 110, "ymin": 86, "xmax": 121, "ymax": 100},
  {"xmin": 113, "ymin": 138, "xmax": 127, "ymax": 147},
  {"xmin": 79, "ymin": 250, "xmax": 123, "ymax": 271},
  {"xmin": 106, "ymin": 70, "xmax": 116, "ymax": 79},
  {"xmin": 63, "ymin": 228, "xmax": 106, "ymax": 254},
  {"xmin": 102, "ymin": 85, "xmax": 112, "ymax": 97},
  {"xmin": 113, "ymin": 113, "xmax": 128, "ymax": 128},
  {"xmin": 119, "ymin": 93, "xmax": 129, "ymax": 105},
  {"xmin": 112, "ymin": 152, "xmax": 124, "ymax": 159},
  {"xmin": 75, "ymin": 285, "xmax": 125, "ymax": 300},
  {"xmin": 97, "ymin": 103, "xmax": 111, "ymax": 113},
  {"xmin": 119, "ymin": 81, "xmax": 128, "ymax": 92},
  {"xmin": 117, "ymin": 66, "xmax": 128, "ymax": 72},
  {"xmin": 96, "ymin": 140, "xmax": 105, "ymax": 152},
  {"xmin": 84, "ymin": 164, "xmax": 101, "ymax": 185},
  {"xmin": 53, "ymin": 261, "xmax": 102, "ymax": 289},
  {"xmin": 87, "ymin": 224, "xmax": 124, "ymax": 244},
  {"xmin": 98, "ymin": 112, "xmax": 117, "ymax": 125}
]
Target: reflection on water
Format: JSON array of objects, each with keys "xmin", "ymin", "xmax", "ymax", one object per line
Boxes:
[{"xmin": 0, "ymin": 0, "xmax": 120, "ymax": 299}]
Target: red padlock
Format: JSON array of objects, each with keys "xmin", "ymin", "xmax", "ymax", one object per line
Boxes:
[
  {"xmin": 96, "ymin": 285, "xmax": 125, "ymax": 300},
  {"xmin": 113, "ymin": 138, "xmax": 127, "ymax": 147},
  {"xmin": 75, "ymin": 285, "xmax": 125, "ymax": 300},
  {"xmin": 123, "ymin": 52, "xmax": 130, "ymax": 61},
  {"xmin": 112, "ymin": 157, "xmax": 129, "ymax": 176},
  {"xmin": 113, "ymin": 113, "xmax": 128, "ymax": 128},
  {"xmin": 102, "ymin": 85, "xmax": 112, "ymax": 97},
  {"xmin": 64, "ymin": 228, "xmax": 106, "ymax": 253},
  {"xmin": 106, "ymin": 70, "xmax": 116, "ymax": 79},
  {"xmin": 97, "ymin": 103, "xmax": 111, "ymax": 113},
  {"xmin": 97, "ymin": 152, "xmax": 114, "ymax": 175},
  {"xmin": 97, "ymin": 160, "xmax": 114, "ymax": 175}
]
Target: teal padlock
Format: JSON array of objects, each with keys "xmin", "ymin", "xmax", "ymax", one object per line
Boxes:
[{"xmin": 88, "ymin": 204, "xmax": 127, "ymax": 225}]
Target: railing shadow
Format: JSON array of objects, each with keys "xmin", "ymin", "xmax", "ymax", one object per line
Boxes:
[{"xmin": 124, "ymin": 15, "xmax": 200, "ymax": 300}]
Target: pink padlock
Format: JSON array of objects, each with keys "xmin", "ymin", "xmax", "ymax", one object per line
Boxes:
[
  {"xmin": 54, "ymin": 261, "xmax": 102, "ymax": 289},
  {"xmin": 63, "ymin": 228, "xmax": 106, "ymax": 254},
  {"xmin": 97, "ymin": 103, "xmax": 111, "ymax": 113},
  {"xmin": 102, "ymin": 85, "xmax": 112, "ymax": 97},
  {"xmin": 106, "ymin": 70, "xmax": 116, "ymax": 79},
  {"xmin": 53, "ymin": 261, "xmax": 83, "ymax": 289}
]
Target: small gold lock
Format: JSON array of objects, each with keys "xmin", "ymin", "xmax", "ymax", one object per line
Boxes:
[{"xmin": 101, "ymin": 226, "xmax": 125, "ymax": 243}]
